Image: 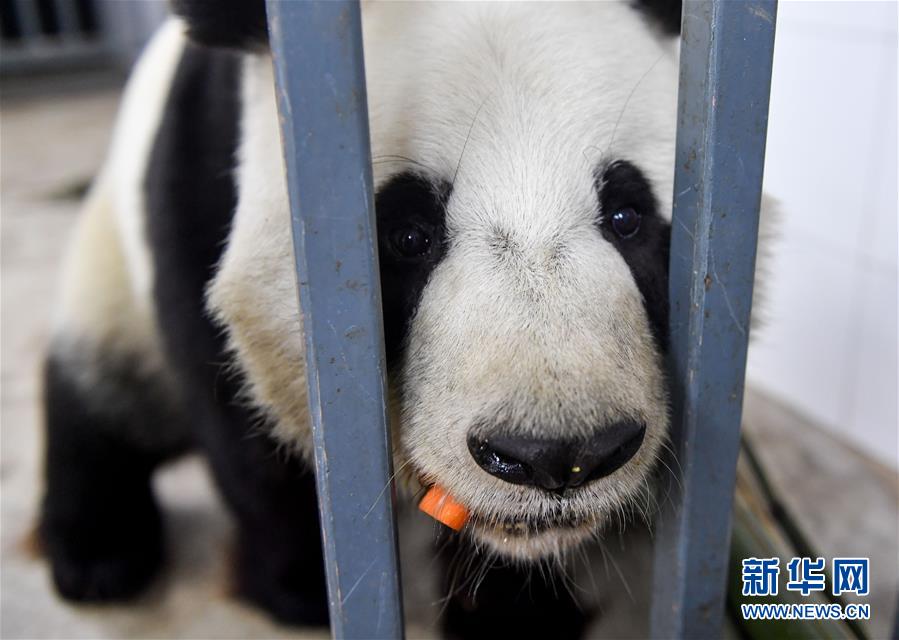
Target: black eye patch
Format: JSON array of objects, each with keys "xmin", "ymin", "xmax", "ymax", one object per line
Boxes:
[
  {"xmin": 376, "ymin": 172, "xmax": 452, "ymax": 367},
  {"xmin": 596, "ymin": 160, "xmax": 671, "ymax": 351}
]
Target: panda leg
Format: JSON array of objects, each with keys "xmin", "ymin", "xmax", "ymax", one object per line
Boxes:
[
  {"xmin": 438, "ymin": 536, "xmax": 593, "ymax": 639},
  {"xmin": 40, "ymin": 351, "xmax": 191, "ymax": 602},
  {"xmin": 195, "ymin": 411, "xmax": 329, "ymax": 627},
  {"xmin": 40, "ymin": 176, "xmax": 192, "ymax": 602}
]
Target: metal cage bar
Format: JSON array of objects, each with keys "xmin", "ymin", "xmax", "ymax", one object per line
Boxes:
[
  {"xmin": 266, "ymin": 1, "xmax": 404, "ymax": 638},
  {"xmin": 51, "ymin": 0, "xmax": 82, "ymax": 42},
  {"xmin": 651, "ymin": 1, "xmax": 777, "ymax": 638},
  {"xmin": 11, "ymin": 0, "xmax": 41, "ymax": 39}
]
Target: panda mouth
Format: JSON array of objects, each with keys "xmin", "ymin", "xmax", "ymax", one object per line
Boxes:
[
  {"xmin": 465, "ymin": 510, "xmax": 600, "ymax": 559},
  {"xmin": 468, "ymin": 511, "xmax": 596, "ymax": 538},
  {"xmin": 410, "ymin": 473, "xmax": 603, "ymax": 557},
  {"xmin": 412, "ymin": 475, "xmax": 597, "ymax": 538}
]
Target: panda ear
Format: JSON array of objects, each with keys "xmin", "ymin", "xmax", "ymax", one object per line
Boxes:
[
  {"xmin": 632, "ymin": 0, "xmax": 682, "ymax": 36},
  {"xmin": 170, "ymin": 0, "xmax": 269, "ymax": 50}
]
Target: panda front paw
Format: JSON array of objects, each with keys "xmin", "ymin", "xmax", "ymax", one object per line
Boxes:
[
  {"xmin": 41, "ymin": 493, "xmax": 164, "ymax": 602},
  {"xmin": 234, "ymin": 534, "xmax": 330, "ymax": 627},
  {"xmin": 237, "ymin": 578, "xmax": 330, "ymax": 628},
  {"xmin": 48, "ymin": 543, "xmax": 162, "ymax": 602}
]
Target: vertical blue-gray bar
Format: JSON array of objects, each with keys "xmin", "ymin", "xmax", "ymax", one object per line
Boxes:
[
  {"xmin": 651, "ymin": 1, "xmax": 777, "ymax": 638},
  {"xmin": 266, "ymin": 2, "xmax": 404, "ymax": 639},
  {"xmin": 12, "ymin": 0, "xmax": 41, "ymax": 40}
]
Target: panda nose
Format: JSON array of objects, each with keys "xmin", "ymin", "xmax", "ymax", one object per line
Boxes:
[{"xmin": 466, "ymin": 421, "xmax": 646, "ymax": 492}]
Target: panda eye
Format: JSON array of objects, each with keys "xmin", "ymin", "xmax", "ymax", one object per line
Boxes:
[
  {"xmin": 390, "ymin": 226, "xmax": 432, "ymax": 258},
  {"xmin": 610, "ymin": 207, "xmax": 641, "ymax": 239}
]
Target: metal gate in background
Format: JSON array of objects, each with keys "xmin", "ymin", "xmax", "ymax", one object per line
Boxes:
[
  {"xmin": 0, "ymin": 0, "xmax": 165, "ymax": 75},
  {"xmin": 266, "ymin": 1, "xmax": 778, "ymax": 639}
]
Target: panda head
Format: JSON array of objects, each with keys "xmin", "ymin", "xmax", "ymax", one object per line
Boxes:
[{"xmin": 196, "ymin": 0, "xmax": 681, "ymax": 561}]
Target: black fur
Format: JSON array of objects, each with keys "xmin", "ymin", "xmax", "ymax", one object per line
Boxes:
[
  {"xmin": 376, "ymin": 172, "xmax": 452, "ymax": 366},
  {"xmin": 597, "ymin": 160, "xmax": 671, "ymax": 351},
  {"xmin": 40, "ymin": 356, "xmax": 191, "ymax": 602},
  {"xmin": 439, "ymin": 537, "xmax": 592, "ymax": 640},
  {"xmin": 170, "ymin": 0, "xmax": 268, "ymax": 50},
  {"xmin": 143, "ymin": 44, "xmax": 241, "ymax": 393},
  {"xmin": 632, "ymin": 0, "xmax": 682, "ymax": 35},
  {"xmin": 142, "ymin": 42, "xmax": 328, "ymax": 626}
]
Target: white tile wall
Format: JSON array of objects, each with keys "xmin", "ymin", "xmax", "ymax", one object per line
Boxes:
[{"xmin": 746, "ymin": 1, "xmax": 898, "ymax": 468}]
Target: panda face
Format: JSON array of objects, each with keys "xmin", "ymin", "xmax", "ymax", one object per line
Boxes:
[
  {"xmin": 208, "ymin": 2, "xmax": 678, "ymax": 561},
  {"xmin": 379, "ymin": 160, "xmax": 672, "ymax": 559}
]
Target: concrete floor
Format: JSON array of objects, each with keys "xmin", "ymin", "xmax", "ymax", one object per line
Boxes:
[{"xmin": 1, "ymin": 76, "xmax": 896, "ymax": 639}]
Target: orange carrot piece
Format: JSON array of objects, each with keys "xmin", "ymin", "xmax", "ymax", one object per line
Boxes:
[{"xmin": 418, "ymin": 485, "xmax": 469, "ymax": 531}]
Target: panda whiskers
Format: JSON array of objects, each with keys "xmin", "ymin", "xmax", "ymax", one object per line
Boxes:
[
  {"xmin": 595, "ymin": 535, "xmax": 634, "ymax": 602},
  {"xmin": 433, "ymin": 542, "xmax": 465, "ymax": 615},
  {"xmin": 660, "ymin": 439, "xmax": 684, "ymax": 488},
  {"xmin": 576, "ymin": 541, "xmax": 600, "ymax": 599},
  {"xmin": 634, "ymin": 480, "xmax": 658, "ymax": 532},
  {"xmin": 549, "ymin": 551, "xmax": 584, "ymax": 605},
  {"xmin": 435, "ymin": 536, "xmax": 495, "ymax": 614},
  {"xmin": 652, "ymin": 438, "xmax": 684, "ymax": 517},
  {"xmin": 614, "ymin": 501, "xmax": 627, "ymax": 536},
  {"xmin": 370, "ymin": 154, "xmax": 431, "ymax": 172},
  {"xmin": 469, "ymin": 550, "xmax": 500, "ymax": 601},
  {"xmin": 452, "ymin": 92, "xmax": 493, "ymax": 188},
  {"xmin": 363, "ymin": 459, "xmax": 413, "ymax": 519},
  {"xmin": 601, "ymin": 54, "xmax": 664, "ymax": 158}
]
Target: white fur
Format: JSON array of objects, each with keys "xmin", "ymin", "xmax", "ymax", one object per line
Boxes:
[
  {"xmin": 54, "ymin": 19, "xmax": 186, "ymax": 383},
  {"xmin": 206, "ymin": 52, "xmax": 306, "ymax": 450},
  {"xmin": 109, "ymin": 18, "xmax": 186, "ymax": 320}
]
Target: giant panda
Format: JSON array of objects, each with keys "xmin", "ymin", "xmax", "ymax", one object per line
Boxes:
[{"xmin": 39, "ymin": 1, "xmax": 722, "ymax": 637}]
